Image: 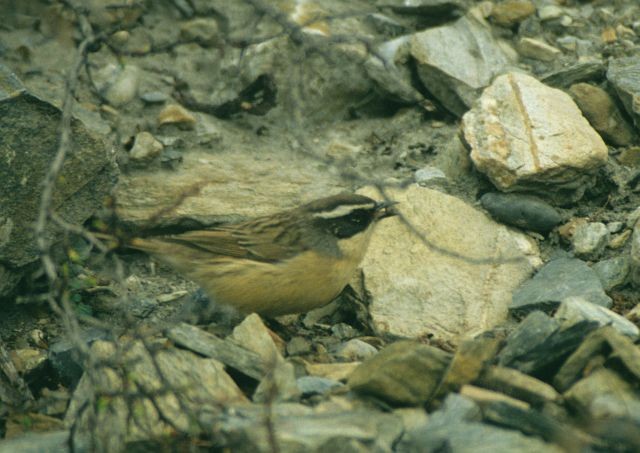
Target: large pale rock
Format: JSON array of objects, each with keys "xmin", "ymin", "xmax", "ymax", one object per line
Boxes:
[
  {"xmin": 360, "ymin": 185, "xmax": 539, "ymax": 344},
  {"xmin": 462, "ymin": 72, "xmax": 608, "ymax": 199},
  {"xmin": 115, "ymin": 118, "xmax": 348, "ymax": 228}
]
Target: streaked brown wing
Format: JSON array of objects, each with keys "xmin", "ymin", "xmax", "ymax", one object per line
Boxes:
[{"xmin": 159, "ymin": 220, "xmax": 306, "ymax": 263}]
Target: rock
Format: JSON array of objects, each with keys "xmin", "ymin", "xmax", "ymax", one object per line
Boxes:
[
  {"xmin": 335, "ymin": 339, "xmax": 378, "ymax": 361},
  {"xmin": 629, "ymin": 223, "xmax": 640, "ymax": 287},
  {"xmin": 607, "ymin": 57, "xmax": 640, "ymax": 128},
  {"xmin": 410, "ymin": 15, "xmax": 513, "ymax": 116},
  {"xmin": 541, "ymin": 61, "xmax": 607, "ymax": 88},
  {"xmin": 480, "ymin": 192, "xmax": 563, "ymax": 233},
  {"xmin": 0, "ymin": 430, "xmax": 86, "ymax": 453},
  {"xmin": 511, "ymin": 258, "xmax": 612, "ymax": 316},
  {"xmin": 517, "ymin": 37, "xmax": 561, "ymax": 61},
  {"xmin": 66, "ymin": 339, "xmax": 247, "ymax": 450},
  {"xmin": 166, "ymin": 323, "xmax": 266, "ymax": 380},
  {"xmin": 93, "ymin": 64, "xmax": 140, "ymax": 107},
  {"xmin": 459, "ymin": 385, "xmax": 530, "ymax": 410},
  {"xmin": 253, "ymin": 359, "xmax": 299, "ymax": 403},
  {"xmin": 233, "ymin": 315, "xmax": 299, "ymax": 402},
  {"xmin": 571, "ymin": 222, "xmax": 609, "ymax": 259},
  {"xmin": 287, "ymin": 336, "xmax": 313, "ymax": 356},
  {"xmin": 0, "ymin": 339, "xmax": 34, "ymax": 407},
  {"xmin": 569, "ymin": 83, "xmax": 635, "ymax": 146},
  {"xmin": 554, "ymin": 297, "xmax": 639, "ymax": 338},
  {"xmin": 414, "ymin": 165, "xmax": 447, "ymax": 187},
  {"xmin": 592, "ymin": 256, "xmax": 630, "ymax": 291},
  {"xmin": 114, "ymin": 124, "xmax": 349, "ymax": 228},
  {"xmin": 503, "ymin": 319, "xmax": 600, "ymax": 379},
  {"xmin": 463, "ymin": 72, "xmax": 608, "ymax": 200},
  {"xmin": 554, "ymin": 326, "xmax": 640, "ymax": 392},
  {"xmin": 617, "ymin": 147, "xmax": 640, "ymax": 167},
  {"xmin": 0, "ymin": 65, "xmax": 115, "ymax": 296},
  {"xmin": 438, "ymin": 334, "xmax": 504, "ymax": 395},
  {"xmin": 8, "ymin": 348, "xmax": 49, "ymax": 395},
  {"xmin": 498, "ymin": 311, "xmax": 560, "ymax": 368},
  {"xmin": 297, "ymin": 376, "xmax": 343, "ymax": 397},
  {"xmin": 157, "ymin": 103, "xmax": 197, "ymax": 129},
  {"xmin": 139, "ymin": 91, "xmax": 169, "ymax": 104},
  {"xmin": 477, "ymin": 366, "xmax": 561, "ymax": 406},
  {"xmin": 365, "ymin": 36, "xmax": 425, "ymax": 105},
  {"xmin": 480, "ymin": 401, "xmax": 595, "ymax": 449},
  {"xmin": 609, "ymin": 230, "xmax": 631, "ymax": 249},
  {"xmin": 229, "ymin": 313, "xmax": 283, "ymax": 362},
  {"xmin": 179, "ymin": 18, "xmax": 220, "ymax": 47},
  {"xmin": 360, "ymin": 185, "xmax": 538, "ymax": 343},
  {"xmin": 348, "ymin": 341, "xmax": 452, "ymax": 405},
  {"xmin": 490, "ymin": 0, "xmax": 536, "ymax": 27},
  {"xmin": 217, "ymin": 405, "xmax": 404, "ymax": 452},
  {"xmin": 330, "ymin": 323, "xmax": 359, "ymax": 340},
  {"xmin": 376, "ymin": 0, "xmax": 465, "ymax": 17},
  {"xmin": 305, "ymin": 362, "xmax": 361, "ymax": 381},
  {"xmin": 607, "ymin": 222, "xmax": 624, "ymax": 234},
  {"xmin": 129, "ymin": 131, "xmax": 163, "ymax": 163},
  {"xmin": 398, "ymin": 399, "xmax": 563, "ymax": 452},
  {"xmin": 48, "ymin": 328, "xmax": 111, "ymax": 388},
  {"xmin": 538, "ymin": 5, "xmax": 564, "ymax": 21},
  {"xmin": 564, "ymin": 368, "xmax": 640, "ymax": 422}
]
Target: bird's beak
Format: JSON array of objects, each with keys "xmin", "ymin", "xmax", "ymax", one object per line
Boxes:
[{"xmin": 375, "ymin": 200, "xmax": 399, "ymax": 219}]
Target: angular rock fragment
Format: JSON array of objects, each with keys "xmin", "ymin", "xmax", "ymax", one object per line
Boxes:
[
  {"xmin": 500, "ymin": 316, "xmax": 600, "ymax": 378},
  {"xmin": 398, "ymin": 397, "xmax": 564, "ymax": 452},
  {"xmin": 517, "ymin": 37, "xmax": 561, "ymax": 61},
  {"xmin": 607, "ymin": 57, "xmax": 640, "ymax": 128},
  {"xmin": 554, "ymin": 326, "xmax": 640, "ymax": 392},
  {"xmin": 541, "ymin": 61, "xmax": 606, "ymax": 88},
  {"xmin": 490, "ymin": 0, "xmax": 536, "ymax": 27},
  {"xmin": 478, "ymin": 366, "xmax": 561, "ymax": 407},
  {"xmin": 554, "ymin": 297, "xmax": 639, "ymax": 338},
  {"xmin": 498, "ymin": 311, "xmax": 559, "ymax": 368},
  {"xmin": 463, "ymin": 72, "xmax": 608, "ymax": 200},
  {"xmin": 348, "ymin": 341, "xmax": 452, "ymax": 405},
  {"xmin": 569, "ymin": 83, "xmax": 635, "ymax": 146},
  {"xmin": 511, "ymin": 258, "xmax": 612, "ymax": 316},
  {"xmin": 592, "ymin": 255, "xmax": 630, "ymax": 291},
  {"xmin": 411, "ymin": 15, "xmax": 513, "ymax": 116}
]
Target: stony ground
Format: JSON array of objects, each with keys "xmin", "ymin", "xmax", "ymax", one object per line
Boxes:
[{"xmin": 2, "ymin": 0, "xmax": 640, "ymax": 452}]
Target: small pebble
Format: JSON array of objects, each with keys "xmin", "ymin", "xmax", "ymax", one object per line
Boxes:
[
  {"xmin": 158, "ymin": 104, "xmax": 196, "ymax": 129},
  {"xmin": 572, "ymin": 222, "xmax": 609, "ymax": 259}
]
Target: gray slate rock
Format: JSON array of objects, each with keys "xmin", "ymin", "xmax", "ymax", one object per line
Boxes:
[
  {"xmin": 541, "ymin": 61, "xmax": 606, "ymax": 88},
  {"xmin": 607, "ymin": 57, "xmax": 640, "ymax": 128},
  {"xmin": 554, "ymin": 297, "xmax": 639, "ymax": 338},
  {"xmin": 480, "ymin": 192, "xmax": 562, "ymax": 233},
  {"xmin": 399, "ymin": 411, "xmax": 563, "ymax": 453},
  {"xmin": 498, "ymin": 312, "xmax": 559, "ymax": 368},
  {"xmin": 410, "ymin": 15, "xmax": 513, "ymax": 116},
  {"xmin": 592, "ymin": 255, "xmax": 630, "ymax": 291},
  {"xmin": 511, "ymin": 258, "xmax": 612, "ymax": 316},
  {"xmin": 297, "ymin": 376, "xmax": 344, "ymax": 397}
]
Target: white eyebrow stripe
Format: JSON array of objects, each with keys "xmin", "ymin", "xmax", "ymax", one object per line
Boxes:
[{"xmin": 312, "ymin": 203, "xmax": 376, "ymax": 219}]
